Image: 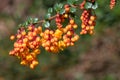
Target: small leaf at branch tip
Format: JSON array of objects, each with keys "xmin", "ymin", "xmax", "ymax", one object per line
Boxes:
[
  {"xmin": 45, "ymin": 13, "xmax": 51, "ymax": 20},
  {"xmin": 70, "ymin": 7, "xmax": 77, "ymax": 13},
  {"xmin": 54, "ymin": 3, "xmax": 63, "ymax": 12},
  {"xmin": 85, "ymin": 2, "xmax": 92, "ymax": 9},
  {"xmin": 92, "ymin": 2, "xmax": 98, "ymax": 9},
  {"xmin": 85, "ymin": 2, "xmax": 98, "ymax": 9},
  {"xmin": 59, "ymin": 9, "xmax": 65, "ymax": 14},
  {"xmin": 33, "ymin": 18, "xmax": 39, "ymax": 23},
  {"xmin": 67, "ymin": 0, "xmax": 78, "ymax": 5},
  {"xmin": 43, "ymin": 21, "xmax": 50, "ymax": 28},
  {"xmin": 48, "ymin": 8, "xmax": 53, "ymax": 13}
]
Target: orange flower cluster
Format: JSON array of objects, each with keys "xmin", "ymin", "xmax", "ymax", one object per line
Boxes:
[
  {"xmin": 62, "ymin": 19, "xmax": 79, "ymax": 47},
  {"xmin": 55, "ymin": 14, "xmax": 68, "ymax": 28},
  {"xmin": 10, "ymin": 25, "xmax": 41, "ymax": 69},
  {"xmin": 41, "ymin": 29, "xmax": 60, "ymax": 53},
  {"xmin": 80, "ymin": 9, "xmax": 96, "ymax": 35},
  {"xmin": 10, "ymin": 19, "xmax": 80, "ymax": 68},
  {"xmin": 110, "ymin": 0, "xmax": 116, "ymax": 9},
  {"xmin": 80, "ymin": 0, "xmax": 86, "ymax": 9},
  {"xmin": 41, "ymin": 19, "xmax": 79, "ymax": 53},
  {"xmin": 55, "ymin": 4, "xmax": 70, "ymax": 29}
]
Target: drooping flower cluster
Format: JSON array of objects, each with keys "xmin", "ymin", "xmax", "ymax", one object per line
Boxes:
[
  {"xmin": 10, "ymin": 25, "xmax": 41, "ymax": 69},
  {"xmin": 62, "ymin": 19, "xmax": 79, "ymax": 47},
  {"xmin": 110, "ymin": 0, "xmax": 116, "ymax": 9},
  {"xmin": 41, "ymin": 29, "xmax": 60, "ymax": 53},
  {"xmin": 80, "ymin": 9, "xmax": 96, "ymax": 35}
]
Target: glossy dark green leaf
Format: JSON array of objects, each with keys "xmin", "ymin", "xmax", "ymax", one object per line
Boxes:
[
  {"xmin": 43, "ymin": 21, "xmax": 50, "ymax": 28},
  {"xmin": 45, "ymin": 13, "xmax": 51, "ymax": 20},
  {"xmin": 48, "ymin": 8, "xmax": 53, "ymax": 13},
  {"xmin": 27, "ymin": 17, "xmax": 33, "ymax": 23},
  {"xmin": 85, "ymin": 2, "xmax": 92, "ymax": 9},
  {"xmin": 67, "ymin": 0, "xmax": 73, "ymax": 5},
  {"xmin": 92, "ymin": 2, "xmax": 98, "ymax": 9},
  {"xmin": 59, "ymin": 3, "xmax": 63, "ymax": 9},
  {"xmin": 54, "ymin": 3, "xmax": 63, "ymax": 12},
  {"xmin": 59, "ymin": 9, "xmax": 65, "ymax": 14},
  {"xmin": 70, "ymin": 7, "xmax": 76, "ymax": 13},
  {"xmin": 67, "ymin": 0, "xmax": 78, "ymax": 5},
  {"xmin": 33, "ymin": 18, "xmax": 38, "ymax": 23}
]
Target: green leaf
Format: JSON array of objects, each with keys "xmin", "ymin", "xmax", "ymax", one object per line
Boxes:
[
  {"xmin": 44, "ymin": 13, "xmax": 51, "ymax": 20},
  {"xmin": 43, "ymin": 21, "xmax": 50, "ymax": 28},
  {"xmin": 92, "ymin": 2, "xmax": 98, "ymax": 9},
  {"xmin": 27, "ymin": 17, "xmax": 33, "ymax": 23},
  {"xmin": 85, "ymin": 2, "xmax": 92, "ymax": 9},
  {"xmin": 70, "ymin": 7, "xmax": 76, "ymax": 13},
  {"xmin": 18, "ymin": 24, "xmax": 22, "ymax": 27},
  {"xmin": 58, "ymin": 3, "xmax": 63, "ymax": 9},
  {"xmin": 48, "ymin": 8, "xmax": 53, "ymax": 13},
  {"xmin": 59, "ymin": 9, "xmax": 65, "ymax": 14},
  {"xmin": 54, "ymin": 4, "xmax": 59, "ymax": 11},
  {"xmin": 33, "ymin": 18, "xmax": 38, "ymax": 23},
  {"xmin": 67, "ymin": 0, "xmax": 74, "ymax": 5},
  {"xmin": 54, "ymin": 3, "xmax": 63, "ymax": 12},
  {"xmin": 25, "ymin": 21, "xmax": 29, "ymax": 25},
  {"xmin": 67, "ymin": 0, "xmax": 78, "ymax": 5}
]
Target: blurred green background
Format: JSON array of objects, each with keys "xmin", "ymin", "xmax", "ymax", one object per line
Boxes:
[{"xmin": 0, "ymin": 0, "xmax": 120, "ymax": 80}]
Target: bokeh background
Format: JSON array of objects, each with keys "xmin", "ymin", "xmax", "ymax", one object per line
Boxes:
[{"xmin": 0, "ymin": 0, "xmax": 120, "ymax": 80}]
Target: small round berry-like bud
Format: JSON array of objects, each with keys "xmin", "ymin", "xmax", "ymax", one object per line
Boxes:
[
  {"xmin": 38, "ymin": 26, "xmax": 42, "ymax": 32},
  {"xmin": 80, "ymin": 16, "xmax": 84, "ymax": 20},
  {"xmin": 90, "ymin": 16, "xmax": 96, "ymax": 21},
  {"xmin": 10, "ymin": 35, "xmax": 15, "ymax": 40},
  {"xmin": 26, "ymin": 54, "xmax": 33, "ymax": 61},
  {"xmin": 32, "ymin": 32, "xmax": 37, "ymax": 36},
  {"xmin": 28, "ymin": 26, "xmax": 33, "ymax": 31},
  {"xmin": 86, "ymin": 26, "xmax": 90, "ymax": 30},
  {"xmin": 32, "ymin": 60, "xmax": 38, "ymax": 65},
  {"xmin": 74, "ymin": 35, "xmax": 79, "ymax": 41},
  {"xmin": 34, "ymin": 49, "xmax": 40, "ymax": 54},
  {"xmin": 30, "ymin": 64, "xmax": 34, "ymax": 69},
  {"xmin": 45, "ymin": 29, "xmax": 50, "ymax": 34},
  {"xmin": 21, "ymin": 31, "xmax": 26, "ymax": 36},
  {"xmin": 20, "ymin": 60, "xmax": 27, "ymax": 65},
  {"xmin": 73, "ymin": 24, "xmax": 78, "ymax": 29},
  {"xmin": 23, "ymin": 38, "xmax": 28, "ymax": 43},
  {"xmin": 64, "ymin": 4, "xmax": 69, "ymax": 8},
  {"xmin": 71, "ymin": 42, "xmax": 74, "ymax": 46},
  {"xmin": 14, "ymin": 42, "xmax": 18, "ymax": 47},
  {"xmin": 22, "ymin": 43, "xmax": 27, "ymax": 48},
  {"xmin": 28, "ymin": 36, "xmax": 33, "ymax": 40},
  {"xmin": 40, "ymin": 33, "xmax": 44, "ymax": 36},
  {"xmin": 17, "ymin": 34, "xmax": 22, "ymax": 39},
  {"xmin": 90, "ymin": 26, "xmax": 94, "ymax": 30},
  {"xmin": 64, "ymin": 14, "xmax": 68, "ymax": 18},
  {"xmin": 45, "ymin": 46, "xmax": 50, "ymax": 51},
  {"xmin": 65, "ymin": 7, "xmax": 70, "ymax": 13},
  {"xmin": 89, "ymin": 30, "xmax": 94, "ymax": 35},
  {"xmin": 36, "ymin": 37, "xmax": 40, "ymax": 42},
  {"xmin": 28, "ymin": 32, "xmax": 32, "ymax": 36},
  {"xmin": 50, "ymin": 30, "xmax": 54, "ymax": 34},
  {"xmin": 44, "ymin": 35, "xmax": 49, "ymax": 40},
  {"xmin": 81, "ymin": 24, "xmax": 86, "ymax": 28},
  {"xmin": 88, "ymin": 20, "xmax": 93, "ymax": 25},
  {"xmin": 50, "ymin": 46, "xmax": 54, "ymax": 51},
  {"xmin": 70, "ymin": 19, "xmax": 74, "ymax": 25},
  {"xmin": 67, "ymin": 31, "xmax": 72, "ymax": 36}
]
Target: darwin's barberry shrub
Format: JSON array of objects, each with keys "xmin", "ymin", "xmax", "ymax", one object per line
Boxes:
[{"xmin": 9, "ymin": 0, "xmax": 116, "ymax": 69}]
